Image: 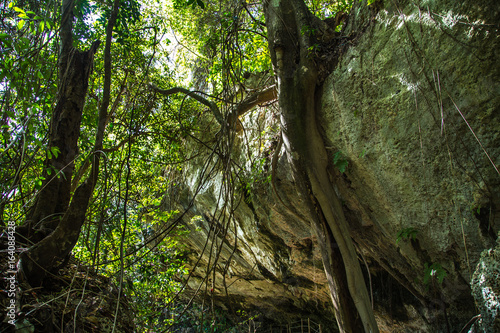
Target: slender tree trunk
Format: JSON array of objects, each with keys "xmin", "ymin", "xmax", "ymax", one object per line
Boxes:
[{"xmin": 263, "ymin": 0, "xmax": 378, "ymax": 331}]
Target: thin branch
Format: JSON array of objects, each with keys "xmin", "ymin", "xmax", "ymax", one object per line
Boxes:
[
  {"xmin": 243, "ymin": 2, "xmax": 266, "ymax": 27},
  {"xmin": 238, "ymin": 28, "xmax": 267, "ymax": 40},
  {"xmin": 71, "ymin": 74, "xmax": 128, "ymax": 192},
  {"xmin": 449, "ymin": 95, "xmax": 500, "ymax": 176},
  {"xmin": 151, "ymin": 83, "xmax": 277, "ymax": 131},
  {"xmin": 91, "ymin": 0, "xmax": 119, "ymax": 185}
]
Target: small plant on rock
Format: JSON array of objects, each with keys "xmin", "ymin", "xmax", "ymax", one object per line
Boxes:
[
  {"xmin": 396, "ymin": 227, "xmax": 419, "ymax": 244},
  {"xmin": 333, "ymin": 151, "xmax": 349, "ymax": 173},
  {"xmin": 423, "ymin": 262, "xmax": 447, "ymax": 285}
]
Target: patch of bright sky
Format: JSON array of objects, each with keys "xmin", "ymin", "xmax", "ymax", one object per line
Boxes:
[
  {"xmin": 139, "ymin": 0, "xmax": 198, "ymax": 86},
  {"xmin": 84, "ymin": 0, "xmax": 195, "ymax": 86}
]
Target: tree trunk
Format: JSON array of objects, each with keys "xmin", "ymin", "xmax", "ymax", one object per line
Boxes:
[
  {"xmin": 263, "ymin": 0, "xmax": 378, "ymax": 331},
  {"xmin": 24, "ymin": 0, "xmax": 99, "ymax": 235},
  {"xmin": 26, "ymin": 43, "xmax": 99, "ymax": 233},
  {"xmin": 313, "ymin": 215, "xmax": 365, "ymax": 332},
  {"xmin": 19, "ymin": 0, "xmax": 119, "ymax": 287}
]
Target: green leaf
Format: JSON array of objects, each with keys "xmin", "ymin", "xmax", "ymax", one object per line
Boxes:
[
  {"xmin": 17, "ymin": 20, "xmax": 25, "ymax": 30},
  {"xmin": 34, "ymin": 177, "xmax": 45, "ymax": 190},
  {"xmin": 51, "ymin": 146, "xmax": 60, "ymax": 158},
  {"xmin": 13, "ymin": 7, "xmax": 25, "ymax": 14},
  {"xmin": 8, "ymin": 2, "xmax": 13, "ymax": 9},
  {"xmin": 396, "ymin": 227, "xmax": 418, "ymax": 244},
  {"xmin": 423, "ymin": 263, "xmax": 447, "ymax": 285},
  {"xmin": 333, "ymin": 151, "xmax": 349, "ymax": 173}
]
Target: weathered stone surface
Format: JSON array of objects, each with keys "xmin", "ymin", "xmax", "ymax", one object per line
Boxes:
[
  {"xmin": 319, "ymin": 0, "xmax": 499, "ymax": 329},
  {"xmin": 469, "ymin": 234, "xmax": 500, "ymax": 332},
  {"xmin": 169, "ymin": 0, "xmax": 499, "ymax": 331},
  {"xmin": 168, "ymin": 104, "xmax": 339, "ymax": 330}
]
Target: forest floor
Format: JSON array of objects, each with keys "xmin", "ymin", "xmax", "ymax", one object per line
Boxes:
[{"xmin": 0, "ymin": 254, "xmax": 135, "ymax": 333}]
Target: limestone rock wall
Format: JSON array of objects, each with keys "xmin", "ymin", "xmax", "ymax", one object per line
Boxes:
[
  {"xmin": 167, "ymin": 0, "xmax": 499, "ymax": 331},
  {"xmin": 319, "ymin": 0, "xmax": 499, "ymax": 329},
  {"xmin": 167, "ymin": 104, "xmax": 339, "ymax": 330}
]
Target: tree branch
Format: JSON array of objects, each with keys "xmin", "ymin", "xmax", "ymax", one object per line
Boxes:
[
  {"xmin": 150, "ymin": 84, "xmax": 225, "ymax": 125},
  {"xmin": 243, "ymin": 2, "xmax": 266, "ymax": 28},
  {"xmin": 151, "ymin": 83, "xmax": 277, "ymax": 130},
  {"xmin": 233, "ymin": 84, "xmax": 277, "ymax": 118},
  {"xmin": 91, "ymin": 0, "xmax": 120, "ymax": 185}
]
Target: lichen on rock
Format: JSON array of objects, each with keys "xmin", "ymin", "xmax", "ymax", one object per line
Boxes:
[{"xmin": 470, "ymin": 234, "xmax": 500, "ymax": 332}]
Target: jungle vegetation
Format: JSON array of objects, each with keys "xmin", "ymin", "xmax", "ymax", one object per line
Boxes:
[{"xmin": 0, "ymin": 0, "xmax": 381, "ymax": 331}]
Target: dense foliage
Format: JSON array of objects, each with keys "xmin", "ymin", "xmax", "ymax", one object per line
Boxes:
[{"xmin": 0, "ymin": 0, "xmax": 355, "ymax": 331}]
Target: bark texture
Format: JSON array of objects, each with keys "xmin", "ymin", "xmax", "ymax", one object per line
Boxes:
[{"xmin": 26, "ymin": 23, "xmax": 99, "ymax": 233}]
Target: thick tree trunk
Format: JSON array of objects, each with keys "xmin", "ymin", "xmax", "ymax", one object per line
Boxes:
[
  {"xmin": 19, "ymin": 181, "xmax": 94, "ymax": 286},
  {"xmin": 26, "ymin": 44, "xmax": 99, "ymax": 233},
  {"xmin": 19, "ymin": 0, "xmax": 119, "ymax": 287},
  {"xmin": 313, "ymin": 216, "xmax": 365, "ymax": 332},
  {"xmin": 18, "ymin": 0, "xmax": 99, "ymax": 286},
  {"xmin": 263, "ymin": 0, "xmax": 378, "ymax": 331},
  {"xmin": 24, "ymin": 0, "xmax": 99, "ymax": 234}
]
